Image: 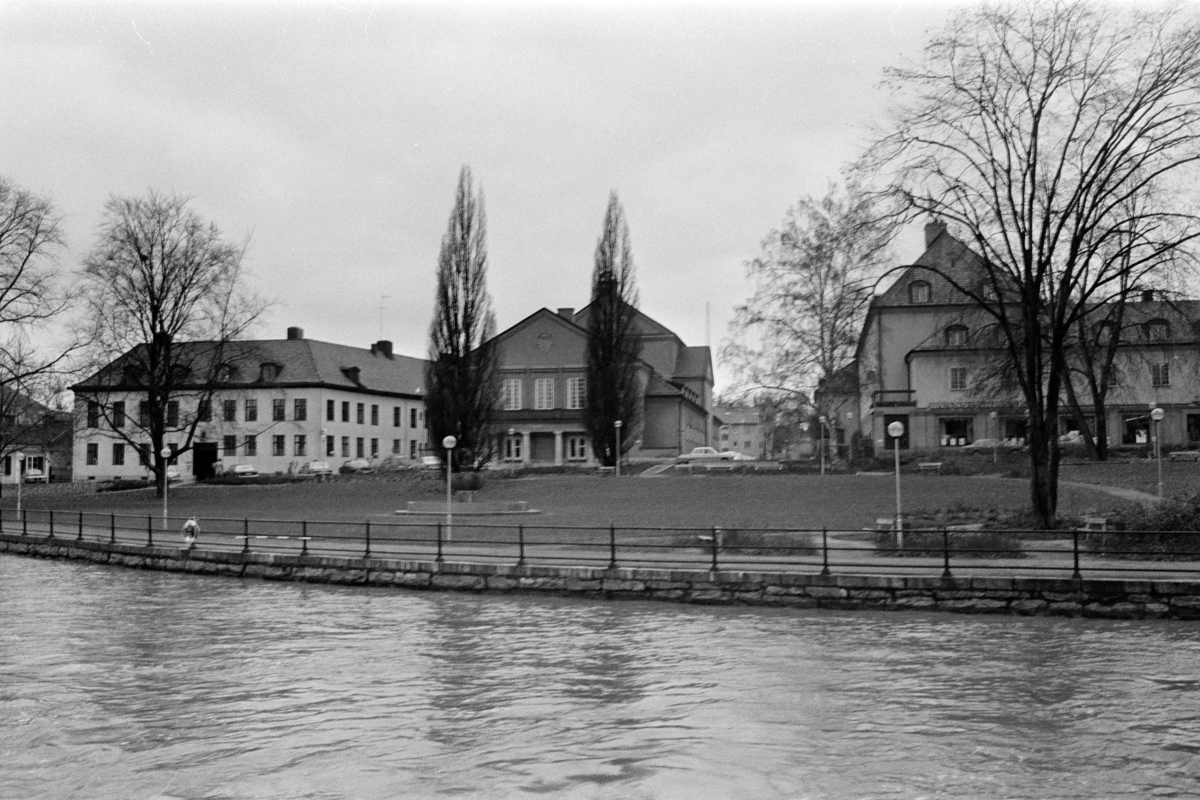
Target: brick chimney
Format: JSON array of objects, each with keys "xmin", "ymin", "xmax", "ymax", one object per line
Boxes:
[
  {"xmin": 371, "ymin": 340, "xmax": 394, "ymax": 358},
  {"xmin": 287, "ymin": 326, "xmax": 304, "ymax": 340},
  {"xmin": 557, "ymin": 307, "xmax": 575, "ymax": 322},
  {"xmin": 925, "ymin": 220, "xmax": 948, "ymax": 249}
]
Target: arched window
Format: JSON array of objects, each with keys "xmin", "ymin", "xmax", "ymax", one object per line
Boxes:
[
  {"xmin": 945, "ymin": 325, "xmax": 968, "ymax": 346},
  {"xmin": 909, "ymin": 280, "xmax": 931, "ymax": 303},
  {"xmin": 1144, "ymin": 319, "xmax": 1170, "ymax": 341}
]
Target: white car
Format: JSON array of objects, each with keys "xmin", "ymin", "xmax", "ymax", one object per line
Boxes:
[
  {"xmin": 22, "ymin": 468, "xmax": 47, "ymax": 484},
  {"xmin": 675, "ymin": 447, "xmax": 737, "ymax": 464},
  {"xmin": 341, "ymin": 458, "xmax": 374, "ymax": 474},
  {"xmin": 298, "ymin": 460, "xmax": 334, "ymax": 476},
  {"xmin": 230, "ymin": 464, "xmax": 259, "ymax": 478},
  {"xmin": 166, "ymin": 467, "xmax": 182, "ymax": 483},
  {"xmin": 420, "ymin": 455, "xmax": 442, "ymax": 470}
]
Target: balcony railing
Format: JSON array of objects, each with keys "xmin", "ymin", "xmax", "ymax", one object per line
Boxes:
[{"xmin": 873, "ymin": 390, "xmax": 915, "ymax": 407}]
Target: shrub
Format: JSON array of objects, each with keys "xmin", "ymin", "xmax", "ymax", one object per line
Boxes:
[
  {"xmin": 1086, "ymin": 493, "xmax": 1200, "ymax": 560},
  {"xmin": 97, "ymin": 479, "xmax": 155, "ymax": 493},
  {"xmin": 204, "ymin": 474, "xmax": 309, "ymax": 486},
  {"xmin": 873, "ymin": 528, "xmax": 1023, "ymax": 558},
  {"xmin": 452, "ymin": 471, "xmax": 486, "ymax": 492}
]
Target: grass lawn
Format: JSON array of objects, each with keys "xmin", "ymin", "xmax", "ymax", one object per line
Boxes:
[
  {"xmin": 3, "ymin": 469, "xmax": 1132, "ymax": 531},
  {"xmin": 1059, "ymin": 458, "xmax": 1200, "ymax": 497}
]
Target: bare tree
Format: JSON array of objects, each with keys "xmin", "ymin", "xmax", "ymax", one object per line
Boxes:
[
  {"xmin": 426, "ymin": 166, "xmax": 499, "ymax": 470},
  {"xmin": 722, "ymin": 183, "xmax": 894, "ymax": 412},
  {"xmin": 0, "ymin": 177, "xmax": 79, "ymax": 481},
  {"xmin": 584, "ymin": 192, "xmax": 642, "ymax": 467},
  {"xmin": 75, "ymin": 191, "xmax": 265, "ymax": 496},
  {"xmin": 867, "ymin": 2, "xmax": 1200, "ymax": 526}
]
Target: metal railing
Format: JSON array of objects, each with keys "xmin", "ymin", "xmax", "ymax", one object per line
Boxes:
[{"xmin": 5, "ymin": 508, "xmax": 1200, "ymax": 580}]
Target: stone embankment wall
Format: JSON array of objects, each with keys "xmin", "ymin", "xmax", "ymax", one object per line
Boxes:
[{"xmin": 4, "ymin": 532, "xmax": 1200, "ymax": 619}]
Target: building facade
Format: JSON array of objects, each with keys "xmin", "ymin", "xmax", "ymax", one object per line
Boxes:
[
  {"xmin": 71, "ymin": 328, "xmax": 429, "ymax": 482},
  {"xmin": 714, "ymin": 405, "xmax": 765, "ymax": 459},
  {"xmin": 489, "ymin": 306, "xmax": 713, "ymax": 465}
]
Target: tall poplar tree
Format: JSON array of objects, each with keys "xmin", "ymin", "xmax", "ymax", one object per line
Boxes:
[
  {"xmin": 584, "ymin": 192, "xmax": 642, "ymax": 467},
  {"xmin": 426, "ymin": 166, "xmax": 499, "ymax": 470}
]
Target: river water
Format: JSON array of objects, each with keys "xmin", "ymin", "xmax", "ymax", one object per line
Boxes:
[{"xmin": 3, "ymin": 555, "xmax": 1200, "ymax": 799}]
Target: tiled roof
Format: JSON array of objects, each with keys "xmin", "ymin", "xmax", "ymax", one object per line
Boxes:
[
  {"xmin": 874, "ymin": 227, "xmax": 990, "ymax": 308},
  {"xmin": 74, "ymin": 338, "xmax": 427, "ymax": 398},
  {"xmin": 674, "ymin": 346, "xmax": 711, "ymax": 379}
]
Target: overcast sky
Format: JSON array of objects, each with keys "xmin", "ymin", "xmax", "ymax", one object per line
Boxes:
[{"xmin": 0, "ymin": 1, "xmax": 955, "ymax": 390}]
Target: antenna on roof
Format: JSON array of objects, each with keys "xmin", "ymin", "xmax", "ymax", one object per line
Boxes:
[
  {"xmin": 379, "ymin": 295, "xmax": 391, "ymax": 339},
  {"xmin": 705, "ymin": 301, "xmax": 711, "ymax": 349}
]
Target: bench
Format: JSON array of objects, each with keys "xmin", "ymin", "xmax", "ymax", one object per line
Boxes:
[
  {"xmin": 1080, "ymin": 516, "xmax": 1108, "ymax": 532},
  {"xmin": 916, "ymin": 462, "xmax": 944, "ymax": 474},
  {"xmin": 1169, "ymin": 450, "xmax": 1200, "ymax": 462},
  {"xmin": 596, "ymin": 466, "xmax": 615, "ymax": 476}
]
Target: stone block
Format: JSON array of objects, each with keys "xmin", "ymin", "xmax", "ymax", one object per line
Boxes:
[
  {"xmin": 649, "ymin": 589, "xmax": 687, "ymax": 601},
  {"xmin": 518, "ymin": 577, "xmax": 566, "ymax": 591},
  {"xmin": 688, "ymin": 588, "xmax": 731, "ymax": 604},
  {"xmin": 936, "ymin": 598, "xmax": 1009, "ymax": 615},
  {"xmin": 366, "ymin": 571, "xmax": 395, "ymax": 586},
  {"xmin": 565, "ymin": 578, "xmax": 602, "ymax": 592},
  {"xmin": 602, "ymin": 579, "xmax": 646, "ymax": 593},
  {"xmin": 394, "ymin": 572, "xmax": 431, "ymax": 589},
  {"xmin": 486, "ymin": 576, "xmax": 518, "ymax": 591},
  {"xmin": 806, "ymin": 586, "xmax": 848, "ymax": 599},
  {"xmin": 431, "ymin": 574, "xmax": 485, "ymax": 591},
  {"xmin": 1169, "ymin": 595, "xmax": 1200, "ymax": 608},
  {"xmin": 891, "ymin": 595, "xmax": 936, "ymax": 610},
  {"xmin": 1083, "ymin": 602, "xmax": 1147, "ymax": 619},
  {"xmin": 847, "ymin": 589, "xmax": 892, "ymax": 600},
  {"xmin": 1044, "ymin": 602, "xmax": 1083, "ymax": 617},
  {"xmin": 764, "ymin": 585, "xmax": 805, "ymax": 596},
  {"xmin": 1010, "ymin": 599, "xmax": 1047, "ymax": 616}
]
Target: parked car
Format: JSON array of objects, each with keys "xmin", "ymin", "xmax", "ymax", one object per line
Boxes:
[
  {"xmin": 420, "ymin": 455, "xmax": 442, "ymax": 470},
  {"xmin": 230, "ymin": 464, "xmax": 259, "ymax": 478},
  {"xmin": 675, "ymin": 447, "xmax": 736, "ymax": 463},
  {"xmin": 732, "ymin": 452, "xmax": 756, "ymax": 462},
  {"xmin": 166, "ymin": 467, "xmax": 182, "ymax": 483},
  {"xmin": 341, "ymin": 458, "xmax": 374, "ymax": 474},
  {"xmin": 22, "ymin": 468, "xmax": 47, "ymax": 484},
  {"xmin": 298, "ymin": 460, "xmax": 334, "ymax": 477}
]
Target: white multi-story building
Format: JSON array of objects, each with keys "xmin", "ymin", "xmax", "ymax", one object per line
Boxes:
[{"xmin": 70, "ymin": 327, "xmax": 429, "ymax": 482}]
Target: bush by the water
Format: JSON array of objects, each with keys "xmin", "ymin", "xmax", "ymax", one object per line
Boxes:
[
  {"xmin": 873, "ymin": 527, "xmax": 1023, "ymax": 558},
  {"xmin": 1086, "ymin": 493, "xmax": 1200, "ymax": 560}
]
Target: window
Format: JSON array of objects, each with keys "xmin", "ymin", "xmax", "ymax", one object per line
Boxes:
[
  {"xmin": 341, "ymin": 436, "xmax": 350, "ymax": 458},
  {"xmin": 223, "ymin": 435, "xmax": 237, "ymax": 456},
  {"xmin": 949, "ymin": 367, "xmax": 968, "ymax": 391},
  {"xmin": 394, "ymin": 407, "xmax": 401, "ymax": 427},
  {"xmin": 260, "ymin": 363, "xmax": 279, "ymax": 382},
  {"xmin": 3, "ymin": 456, "xmax": 9, "ymax": 476},
  {"xmin": 86, "ymin": 443, "xmax": 98, "ymax": 466},
  {"xmin": 392, "ymin": 439, "xmax": 401, "ymax": 454},
  {"xmin": 410, "ymin": 408, "xmax": 417, "ymax": 428},
  {"xmin": 504, "ymin": 434, "xmax": 522, "ymax": 461},
  {"xmin": 368, "ymin": 404, "xmax": 377, "ymax": 426},
  {"xmin": 370, "ymin": 438, "xmax": 378, "ymax": 458},
  {"xmin": 169, "ymin": 443, "xmax": 178, "ymax": 465},
  {"xmin": 294, "ymin": 435, "xmax": 307, "ymax": 457},
  {"xmin": 27, "ymin": 455, "xmax": 43, "ymax": 473},
  {"xmin": 356, "ymin": 403, "xmax": 364, "ymax": 424},
  {"xmin": 223, "ymin": 400, "xmax": 238, "ymax": 422},
  {"xmin": 167, "ymin": 401, "xmax": 179, "ymax": 427},
  {"xmin": 244, "ymin": 435, "xmax": 257, "ymax": 457},
  {"xmin": 1122, "ymin": 412, "xmax": 1151, "ymax": 445},
  {"xmin": 503, "ymin": 378, "xmax": 523, "ymax": 410},
  {"xmin": 135, "ymin": 443, "xmax": 148, "ymax": 466},
  {"xmin": 294, "ymin": 399, "xmax": 307, "ymax": 421},
  {"xmin": 534, "ymin": 378, "xmax": 554, "ymax": 410},
  {"xmin": 945, "ymin": 325, "xmax": 968, "ymax": 346},
  {"xmin": 245, "ymin": 399, "xmax": 258, "ymax": 422},
  {"xmin": 112, "ymin": 442, "xmax": 125, "ymax": 466},
  {"xmin": 326, "ymin": 435, "xmax": 335, "ymax": 457},
  {"xmin": 87, "ymin": 401, "xmax": 99, "ymax": 428},
  {"xmin": 342, "ymin": 401, "xmax": 350, "ymax": 422},
  {"xmin": 1145, "ymin": 319, "xmax": 1170, "ymax": 341},
  {"xmin": 110, "ymin": 401, "xmax": 125, "ymax": 428},
  {"xmin": 327, "ymin": 399, "xmax": 335, "ymax": 421},
  {"xmin": 939, "ymin": 418, "xmax": 973, "ymax": 447},
  {"xmin": 273, "ymin": 399, "xmax": 286, "ymax": 422},
  {"xmin": 272, "ymin": 435, "xmax": 285, "ymax": 456},
  {"xmin": 567, "ymin": 435, "xmax": 588, "ymax": 461},
  {"xmin": 198, "ymin": 401, "xmax": 212, "ymax": 422},
  {"xmin": 909, "ymin": 280, "xmax": 931, "ymax": 303},
  {"xmin": 567, "ymin": 377, "xmax": 586, "ymax": 410},
  {"xmin": 356, "ymin": 437, "xmax": 365, "ymax": 458},
  {"xmin": 1152, "ymin": 363, "xmax": 1171, "ymax": 387},
  {"xmin": 139, "ymin": 401, "xmax": 150, "ymax": 427},
  {"xmin": 410, "ymin": 440, "xmax": 417, "ymax": 459}
]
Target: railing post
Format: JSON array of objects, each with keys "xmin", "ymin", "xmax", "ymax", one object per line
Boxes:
[
  {"xmin": 609, "ymin": 522, "xmax": 617, "ymax": 569},
  {"xmin": 710, "ymin": 525, "xmax": 719, "ymax": 571},
  {"xmin": 48, "ymin": 510, "xmax": 54, "ymax": 538},
  {"xmin": 110, "ymin": 513, "xmax": 115, "ymax": 544},
  {"xmin": 517, "ymin": 523, "xmax": 525, "ymax": 567},
  {"xmin": 942, "ymin": 527, "xmax": 952, "ymax": 578},
  {"xmin": 242, "ymin": 518, "xmax": 250, "ymax": 554},
  {"xmin": 147, "ymin": 514, "xmax": 153, "ymax": 548},
  {"xmin": 821, "ymin": 528, "xmax": 830, "ymax": 575},
  {"xmin": 301, "ymin": 520, "xmax": 308, "ymax": 556},
  {"xmin": 436, "ymin": 521, "xmax": 444, "ymax": 563},
  {"xmin": 364, "ymin": 521, "xmax": 371, "ymax": 559},
  {"xmin": 22, "ymin": 510, "xmax": 27, "ymax": 537},
  {"xmin": 77, "ymin": 511, "xmax": 84, "ymax": 542},
  {"xmin": 1072, "ymin": 528, "xmax": 1082, "ymax": 580}
]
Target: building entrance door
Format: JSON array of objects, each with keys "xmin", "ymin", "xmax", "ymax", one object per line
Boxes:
[{"xmin": 193, "ymin": 442, "xmax": 218, "ymax": 480}]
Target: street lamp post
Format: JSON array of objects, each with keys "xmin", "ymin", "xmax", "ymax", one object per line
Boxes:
[
  {"xmin": 442, "ymin": 435, "xmax": 457, "ymax": 540},
  {"xmin": 160, "ymin": 446, "xmax": 172, "ymax": 530},
  {"xmin": 989, "ymin": 411, "xmax": 999, "ymax": 464},
  {"xmin": 887, "ymin": 421, "xmax": 905, "ymax": 547},
  {"xmin": 1152, "ymin": 407, "xmax": 1165, "ymax": 498},
  {"xmin": 15, "ymin": 451, "xmax": 24, "ymax": 517},
  {"xmin": 818, "ymin": 416, "xmax": 828, "ymax": 475},
  {"xmin": 614, "ymin": 420, "xmax": 623, "ymax": 478}
]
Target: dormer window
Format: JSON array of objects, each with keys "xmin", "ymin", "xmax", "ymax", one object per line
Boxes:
[
  {"xmin": 909, "ymin": 281, "xmax": 931, "ymax": 304},
  {"xmin": 217, "ymin": 364, "xmax": 240, "ymax": 382},
  {"xmin": 945, "ymin": 325, "xmax": 968, "ymax": 346},
  {"xmin": 342, "ymin": 366, "xmax": 361, "ymax": 385},
  {"xmin": 259, "ymin": 362, "xmax": 281, "ymax": 382},
  {"xmin": 1144, "ymin": 319, "xmax": 1170, "ymax": 341}
]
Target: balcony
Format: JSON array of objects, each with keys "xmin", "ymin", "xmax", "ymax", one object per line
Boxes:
[{"xmin": 873, "ymin": 390, "xmax": 915, "ymax": 407}]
